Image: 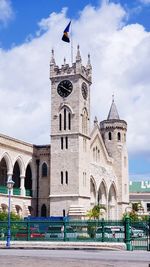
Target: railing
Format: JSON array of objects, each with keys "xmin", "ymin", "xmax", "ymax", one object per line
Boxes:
[
  {"xmin": 13, "ymin": 188, "xmax": 21, "ymax": 196},
  {"xmin": 25, "ymin": 189, "xmax": 32, "ymax": 197},
  {"xmin": 0, "ymin": 186, "xmax": 7, "ymax": 194},
  {"xmin": 0, "ymin": 218, "xmax": 149, "ymax": 251},
  {"xmin": 0, "ymin": 187, "xmax": 32, "ymax": 196}
]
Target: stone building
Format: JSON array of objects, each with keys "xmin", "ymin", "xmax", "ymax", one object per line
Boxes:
[
  {"xmin": 129, "ymin": 180, "xmax": 150, "ymax": 215},
  {"xmin": 0, "ymin": 46, "xmax": 129, "ymax": 219}
]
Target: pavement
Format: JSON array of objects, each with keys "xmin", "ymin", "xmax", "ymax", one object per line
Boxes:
[{"xmin": 0, "ymin": 240, "xmax": 126, "ymax": 250}]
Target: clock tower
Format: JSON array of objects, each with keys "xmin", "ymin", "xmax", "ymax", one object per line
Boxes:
[{"xmin": 49, "ymin": 46, "xmax": 92, "ymax": 216}]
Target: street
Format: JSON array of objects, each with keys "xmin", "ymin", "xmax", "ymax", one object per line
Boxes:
[{"xmin": 0, "ymin": 249, "xmax": 150, "ymax": 267}]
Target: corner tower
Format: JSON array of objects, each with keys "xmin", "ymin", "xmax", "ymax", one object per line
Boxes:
[
  {"xmin": 50, "ymin": 46, "xmax": 92, "ymax": 216},
  {"xmin": 100, "ymin": 97, "xmax": 129, "ymax": 217}
]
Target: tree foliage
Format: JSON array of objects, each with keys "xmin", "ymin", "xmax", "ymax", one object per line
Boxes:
[
  {"xmin": 87, "ymin": 204, "xmax": 106, "ymax": 220},
  {"xmin": 0, "ymin": 211, "xmax": 21, "ymax": 221}
]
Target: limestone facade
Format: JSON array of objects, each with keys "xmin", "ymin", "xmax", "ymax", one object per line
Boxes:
[{"xmin": 0, "ymin": 47, "xmax": 129, "ymax": 219}]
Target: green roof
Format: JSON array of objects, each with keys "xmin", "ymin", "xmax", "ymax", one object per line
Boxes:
[{"xmin": 129, "ymin": 181, "xmax": 150, "ymax": 193}]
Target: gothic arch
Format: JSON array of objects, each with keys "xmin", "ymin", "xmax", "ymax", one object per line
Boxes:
[
  {"xmin": 13, "ymin": 156, "xmax": 25, "ymax": 176},
  {"xmin": 108, "ymin": 183, "xmax": 117, "ymax": 220},
  {"xmin": 0, "ymin": 157, "xmax": 8, "ymax": 186},
  {"xmin": 25, "ymin": 164, "xmax": 32, "ymax": 192},
  {"xmin": 41, "ymin": 162, "xmax": 48, "ymax": 177},
  {"xmin": 98, "ymin": 180, "xmax": 107, "ymax": 205},
  {"xmin": 0, "ymin": 152, "xmax": 12, "ymax": 173},
  {"xmin": 58, "ymin": 103, "xmax": 74, "ymax": 115},
  {"xmin": 58, "ymin": 105, "xmax": 73, "ymax": 131},
  {"xmin": 90, "ymin": 176, "xmax": 96, "ymax": 207}
]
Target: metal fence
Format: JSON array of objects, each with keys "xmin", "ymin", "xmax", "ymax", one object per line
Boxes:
[{"xmin": 0, "ymin": 218, "xmax": 149, "ymax": 250}]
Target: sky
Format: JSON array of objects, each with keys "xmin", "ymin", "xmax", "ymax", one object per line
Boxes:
[{"xmin": 0, "ymin": 0, "xmax": 150, "ymax": 179}]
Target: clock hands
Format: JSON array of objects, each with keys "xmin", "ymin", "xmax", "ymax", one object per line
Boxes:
[{"xmin": 60, "ymin": 85, "xmax": 72, "ymax": 93}]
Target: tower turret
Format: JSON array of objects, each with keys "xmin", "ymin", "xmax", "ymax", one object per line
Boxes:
[{"xmin": 100, "ymin": 97, "xmax": 129, "ymax": 217}]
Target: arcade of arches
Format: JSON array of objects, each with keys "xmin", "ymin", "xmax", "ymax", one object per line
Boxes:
[{"xmin": 90, "ymin": 177, "xmax": 117, "ymax": 220}]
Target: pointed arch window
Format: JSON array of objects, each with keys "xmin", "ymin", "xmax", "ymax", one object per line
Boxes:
[
  {"xmin": 61, "ymin": 137, "xmax": 63, "ymax": 149},
  {"xmin": 41, "ymin": 204, "xmax": 47, "ymax": 217},
  {"xmin": 68, "ymin": 113, "xmax": 71, "ymax": 130},
  {"xmin": 66, "ymin": 171, "xmax": 68, "ymax": 184},
  {"xmin": 117, "ymin": 132, "xmax": 121, "ymax": 141},
  {"xmin": 42, "ymin": 163, "xmax": 48, "ymax": 177},
  {"xmin": 108, "ymin": 132, "xmax": 112, "ymax": 140},
  {"xmin": 59, "ymin": 114, "xmax": 62, "ymax": 131},
  {"xmin": 61, "ymin": 171, "xmax": 63, "ymax": 184},
  {"xmin": 64, "ymin": 108, "xmax": 66, "ymax": 130},
  {"xmin": 65, "ymin": 136, "xmax": 68, "ymax": 149}
]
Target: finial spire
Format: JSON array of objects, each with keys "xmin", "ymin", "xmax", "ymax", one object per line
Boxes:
[
  {"xmin": 107, "ymin": 97, "xmax": 120, "ymax": 120},
  {"xmin": 112, "ymin": 93, "xmax": 114, "ymax": 102},
  {"xmin": 64, "ymin": 57, "xmax": 66, "ymax": 65},
  {"xmin": 94, "ymin": 116, "xmax": 98, "ymax": 125},
  {"xmin": 86, "ymin": 53, "xmax": 92, "ymax": 70},
  {"xmin": 50, "ymin": 49, "xmax": 55, "ymax": 65},
  {"xmin": 76, "ymin": 45, "xmax": 81, "ymax": 62}
]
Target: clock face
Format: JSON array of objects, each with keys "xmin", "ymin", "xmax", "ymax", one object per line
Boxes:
[
  {"xmin": 81, "ymin": 82, "xmax": 88, "ymax": 100},
  {"xmin": 57, "ymin": 80, "xmax": 73, "ymax": 98}
]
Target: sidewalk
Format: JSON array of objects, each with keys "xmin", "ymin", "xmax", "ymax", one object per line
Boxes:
[{"xmin": 0, "ymin": 241, "xmax": 126, "ymax": 250}]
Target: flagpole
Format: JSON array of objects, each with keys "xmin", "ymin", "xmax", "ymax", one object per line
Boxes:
[{"xmin": 70, "ymin": 22, "xmax": 73, "ymax": 65}]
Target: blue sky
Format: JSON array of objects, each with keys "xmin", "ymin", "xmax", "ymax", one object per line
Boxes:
[
  {"xmin": 0, "ymin": 0, "xmax": 150, "ymax": 178},
  {"xmin": 1, "ymin": 0, "xmax": 150, "ymax": 49}
]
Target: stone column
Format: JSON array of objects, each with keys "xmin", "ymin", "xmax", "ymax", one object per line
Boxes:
[{"xmin": 20, "ymin": 175, "xmax": 25, "ymax": 196}]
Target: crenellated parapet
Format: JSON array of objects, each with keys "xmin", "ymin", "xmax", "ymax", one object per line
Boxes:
[{"xmin": 50, "ymin": 45, "xmax": 92, "ymax": 83}]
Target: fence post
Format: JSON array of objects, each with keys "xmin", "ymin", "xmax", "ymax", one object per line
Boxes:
[
  {"xmin": 148, "ymin": 216, "xmax": 150, "ymax": 251},
  {"xmin": 125, "ymin": 215, "xmax": 132, "ymax": 251},
  {"xmin": 63, "ymin": 217, "xmax": 67, "ymax": 242},
  {"xmin": 27, "ymin": 220, "xmax": 30, "ymax": 241},
  {"xmin": 101, "ymin": 218, "xmax": 105, "ymax": 242}
]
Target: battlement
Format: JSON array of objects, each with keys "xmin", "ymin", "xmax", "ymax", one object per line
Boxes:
[{"xmin": 50, "ymin": 46, "xmax": 92, "ymax": 82}]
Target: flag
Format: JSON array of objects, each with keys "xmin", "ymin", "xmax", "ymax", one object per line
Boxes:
[{"xmin": 62, "ymin": 21, "xmax": 71, "ymax": 43}]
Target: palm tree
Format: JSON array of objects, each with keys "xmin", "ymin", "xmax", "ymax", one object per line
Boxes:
[{"xmin": 87, "ymin": 204, "xmax": 106, "ymax": 220}]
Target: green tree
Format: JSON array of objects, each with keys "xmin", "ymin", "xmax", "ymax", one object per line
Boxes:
[
  {"xmin": 87, "ymin": 204, "xmax": 106, "ymax": 220},
  {"xmin": 87, "ymin": 205, "xmax": 106, "ymax": 238},
  {"xmin": 122, "ymin": 210, "xmax": 139, "ymax": 222},
  {"xmin": 0, "ymin": 211, "xmax": 21, "ymax": 221}
]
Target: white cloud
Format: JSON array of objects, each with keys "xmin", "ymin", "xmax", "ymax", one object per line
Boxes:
[
  {"xmin": 0, "ymin": 0, "xmax": 13, "ymax": 25},
  {"xmin": 139, "ymin": 0, "xmax": 150, "ymax": 4},
  {"xmin": 0, "ymin": 2, "xmax": 150, "ymax": 160}
]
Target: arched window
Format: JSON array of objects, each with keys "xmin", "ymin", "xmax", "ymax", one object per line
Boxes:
[
  {"xmin": 64, "ymin": 108, "xmax": 66, "ymax": 130},
  {"xmin": 61, "ymin": 137, "xmax": 63, "ymax": 149},
  {"xmin": 117, "ymin": 132, "xmax": 121, "ymax": 141},
  {"xmin": 108, "ymin": 132, "xmax": 112, "ymax": 140},
  {"xmin": 68, "ymin": 113, "xmax": 71, "ymax": 130},
  {"xmin": 42, "ymin": 163, "xmax": 48, "ymax": 177},
  {"xmin": 65, "ymin": 136, "xmax": 68, "ymax": 149},
  {"xmin": 66, "ymin": 171, "xmax": 68, "ymax": 184},
  {"xmin": 61, "ymin": 171, "xmax": 63, "ymax": 184},
  {"xmin": 41, "ymin": 204, "xmax": 47, "ymax": 217},
  {"xmin": 59, "ymin": 114, "xmax": 62, "ymax": 131},
  {"xmin": 0, "ymin": 158, "xmax": 7, "ymax": 186}
]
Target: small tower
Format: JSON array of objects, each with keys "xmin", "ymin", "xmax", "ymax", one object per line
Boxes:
[{"xmin": 100, "ymin": 96, "xmax": 129, "ymax": 217}]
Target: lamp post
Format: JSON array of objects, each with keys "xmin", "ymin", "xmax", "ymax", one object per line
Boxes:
[{"xmin": 6, "ymin": 178, "xmax": 14, "ymax": 248}]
